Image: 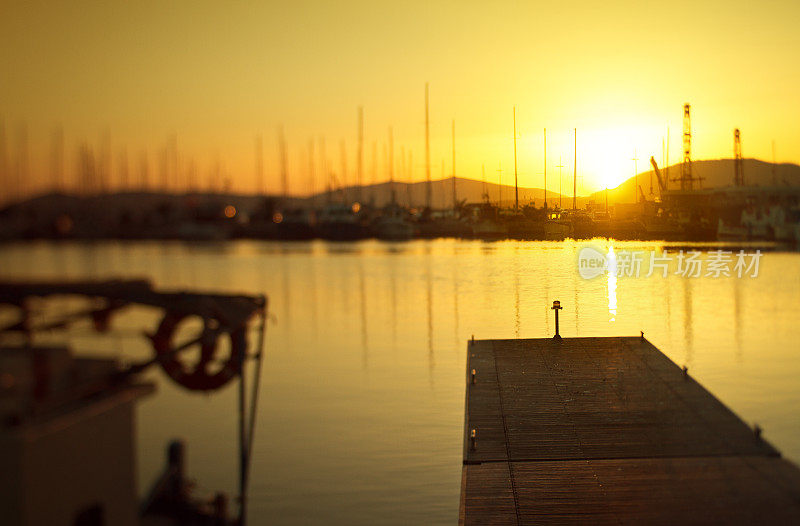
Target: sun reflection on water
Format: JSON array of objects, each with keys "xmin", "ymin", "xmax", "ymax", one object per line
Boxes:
[{"xmin": 607, "ymin": 246, "xmax": 617, "ymax": 322}]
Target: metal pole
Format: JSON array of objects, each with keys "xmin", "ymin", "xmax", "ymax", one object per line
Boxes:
[
  {"xmin": 555, "ymin": 309, "xmax": 559, "ymax": 337},
  {"xmin": 636, "ymin": 154, "xmax": 639, "ymax": 199},
  {"xmin": 573, "ymin": 129, "xmax": 577, "ymax": 211},
  {"xmin": 255, "ymin": 134, "xmax": 263, "ymax": 195},
  {"xmin": 425, "ymin": 83, "xmax": 431, "ymax": 209},
  {"xmin": 556, "ymin": 156, "xmax": 563, "ymax": 209},
  {"xmin": 452, "ymin": 120, "xmax": 457, "ymax": 212},
  {"xmin": 244, "ymin": 298, "xmax": 268, "ymax": 494},
  {"xmin": 389, "ymin": 127, "xmax": 394, "ymax": 205},
  {"xmin": 551, "ymin": 300, "xmax": 563, "ymax": 340},
  {"xmin": 513, "ymin": 107, "xmax": 519, "ymax": 211},
  {"xmin": 357, "ymin": 107, "xmax": 363, "ymax": 203},
  {"xmin": 238, "ymin": 335, "xmax": 247, "ymax": 525}
]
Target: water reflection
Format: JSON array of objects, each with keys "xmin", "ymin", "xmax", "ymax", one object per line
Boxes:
[
  {"xmin": 390, "ymin": 255, "xmax": 397, "ymax": 347},
  {"xmin": 607, "ymin": 246, "xmax": 618, "ymax": 322},
  {"xmin": 573, "ymin": 263, "xmax": 580, "ymax": 336},
  {"xmin": 544, "ymin": 260, "xmax": 550, "ymax": 335},
  {"xmin": 358, "ymin": 260, "xmax": 368, "ymax": 365},
  {"xmin": 682, "ymin": 277, "xmax": 694, "ymax": 366},
  {"xmin": 452, "ymin": 257, "xmax": 460, "ymax": 348},
  {"xmin": 733, "ymin": 276, "xmax": 743, "ymax": 362},
  {"xmin": 281, "ymin": 255, "xmax": 291, "ymax": 330},
  {"xmin": 1, "ymin": 239, "xmax": 799, "ymax": 525},
  {"xmin": 310, "ymin": 253, "xmax": 318, "ymax": 338},
  {"xmin": 426, "ymin": 255, "xmax": 434, "ymax": 382},
  {"xmin": 664, "ymin": 270, "xmax": 672, "ymax": 336},
  {"xmin": 514, "ymin": 265, "xmax": 521, "ymax": 338}
]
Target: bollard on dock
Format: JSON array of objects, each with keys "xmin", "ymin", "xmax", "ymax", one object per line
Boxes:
[{"xmin": 551, "ymin": 300, "xmax": 563, "ymax": 340}]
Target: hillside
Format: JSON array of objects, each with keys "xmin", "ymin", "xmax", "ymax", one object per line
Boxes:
[
  {"xmin": 311, "ymin": 177, "xmax": 584, "ymax": 209},
  {"xmin": 591, "ymin": 159, "xmax": 800, "ymax": 205},
  {"xmin": 318, "ymin": 159, "xmax": 800, "ymax": 209}
]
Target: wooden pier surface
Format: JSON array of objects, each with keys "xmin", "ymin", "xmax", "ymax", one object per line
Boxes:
[{"xmin": 460, "ymin": 337, "xmax": 800, "ymax": 524}]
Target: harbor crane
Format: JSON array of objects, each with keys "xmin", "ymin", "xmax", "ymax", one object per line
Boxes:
[{"xmin": 650, "ymin": 156, "xmax": 668, "ymax": 198}]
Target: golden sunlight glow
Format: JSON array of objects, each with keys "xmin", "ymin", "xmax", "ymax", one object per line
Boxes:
[
  {"xmin": 562, "ymin": 127, "xmax": 659, "ymax": 191},
  {"xmin": 1, "ymin": 2, "xmax": 799, "ymax": 199},
  {"xmin": 584, "ymin": 129, "xmax": 640, "ymax": 190}
]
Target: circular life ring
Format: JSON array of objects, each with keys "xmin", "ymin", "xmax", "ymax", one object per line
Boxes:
[{"xmin": 151, "ymin": 311, "xmax": 247, "ymax": 391}]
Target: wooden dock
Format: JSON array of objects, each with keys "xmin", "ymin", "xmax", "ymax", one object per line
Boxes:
[{"xmin": 460, "ymin": 337, "xmax": 800, "ymax": 524}]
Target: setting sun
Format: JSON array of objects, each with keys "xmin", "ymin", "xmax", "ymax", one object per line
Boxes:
[{"xmin": 579, "ymin": 127, "xmax": 659, "ymax": 191}]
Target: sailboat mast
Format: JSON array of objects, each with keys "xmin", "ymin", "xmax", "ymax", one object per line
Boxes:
[
  {"xmin": 632, "ymin": 149, "xmax": 639, "ymax": 204},
  {"xmin": 320, "ymin": 136, "xmax": 330, "ymax": 204},
  {"xmin": 497, "ymin": 164, "xmax": 502, "ymax": 208},
  {"xmin": 425, "ymin": 83, "xmax": 432, "ymax": 209},
  {"xmin": 279, "ymin": 126, "xmax": 288, "ymax": 200},
  {"xmin": 772, "ymin": 140, "xmax": 777, "ymax": 185},
  {"xmin": 482, "ymin": 164, "xmax": 488, "ymax": 203},
  {"xmin": 513, "ymin": 107, "xmax": 519, "ymax": 211},
  {"xmin": 556, "ymin": 156, "xmax": 563, "ymax": 209},
  {"xmin": 665, "ymin": 128, "xmax": 670, "ymax": 191},
  {"xmin": 52, "ymin": 126, "xmax": 64, "ymax": 193},
  {"xmin": 441, "ymin": 159, "xmax": 445, "ymax": 208},
  {"xmin": 401, "ymin": 145, "xmax": 405, "ymax": 203},
  {"xmin": 452, "ymin": 120, "xmax": 457, "ymax": 211},
  {"xmin": 543, "ymin": 128, "xmax": 547, "ymax": 210},
  {"xmin": 339, "ymin": 140, "xmax": 347, "ymax": 203},
  {"xmin": 308, "ymin": 139, "xmax": 315, "ymax": 201},
  {"xmin": 255, "ymin": 134, "xmax": 263, "ymax": 195},
  {"xmin": 407, "ymin": 150, "xmax": 413, "ymax": 207},
  {"xmin": 573, "ymin": 128, "xmax": 577, "ymax": 211},
  {"xmin": 357, "ymin": 107, "xmax": 363, "ymax": 203},
  {"xmin": 371, "ymin": 141, "xmax": 377, "ymax": 205},
  {"xmin": 389, "ymin": 126, "xmax": 395, "ymax": 205}
]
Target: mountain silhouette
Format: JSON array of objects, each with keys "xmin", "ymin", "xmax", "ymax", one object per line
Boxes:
[
  {"xmin": 590, "ymin": 158, "xmax": 800, "ymax": 205},
  {"xmin": 6, "ymin": 159, "xmax": 798, "ymax": 219}
]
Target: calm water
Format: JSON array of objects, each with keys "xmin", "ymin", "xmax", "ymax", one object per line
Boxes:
[{"xmin": 2, "ymin": 239, "xmax": 800, "ymax": 524}]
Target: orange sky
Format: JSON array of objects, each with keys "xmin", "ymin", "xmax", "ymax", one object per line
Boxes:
[{"xmin": 1, "ymin": 1, "xmax": 799, "ymax": 198}]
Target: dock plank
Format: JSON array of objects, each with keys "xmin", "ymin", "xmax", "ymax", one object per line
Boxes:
[{"xmin": 460, "ymin": 337, "xmax": 800, "ymax": 524}]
